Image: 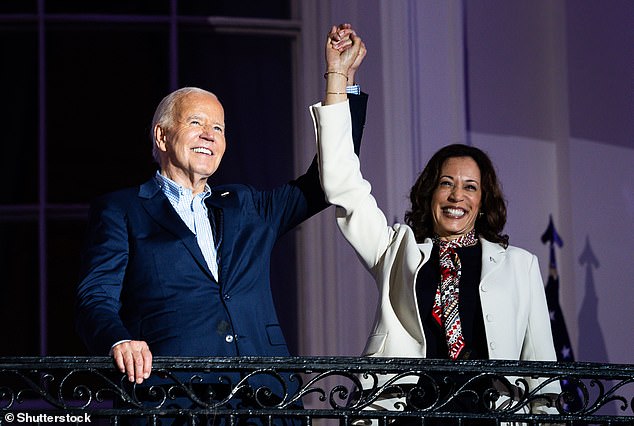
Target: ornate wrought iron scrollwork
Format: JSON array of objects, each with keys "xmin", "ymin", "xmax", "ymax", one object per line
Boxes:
[{"xmin": 0, "ymin": 357, "xmax": 631, "ymax": 424}]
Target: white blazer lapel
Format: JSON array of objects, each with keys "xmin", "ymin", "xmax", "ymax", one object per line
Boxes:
[{"xmin": 480, "ymin": 238, "xmax": 506, "ymax": 283}]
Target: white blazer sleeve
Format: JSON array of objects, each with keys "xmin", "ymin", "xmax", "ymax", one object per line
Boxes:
[
  {"xmin": 524, "ymin": 254, "xmax": 562, "ymax": 400},
  {"xmin": 523, "ymin": 254, "xmax": 558, "ymax": 362},
  {"xmin": 310, "ymin": 101, "xmax": 394, "ymax": 271}
]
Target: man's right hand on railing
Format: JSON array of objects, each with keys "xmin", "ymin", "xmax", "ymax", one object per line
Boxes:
[{"xmin": 111, "ymin": 340, "xmax": 152, "ymax": 384}]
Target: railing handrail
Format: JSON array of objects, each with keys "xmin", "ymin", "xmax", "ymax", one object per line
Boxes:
[{"xmin": 1, "ymin": 355, "xmax": 632, "ymax": 376}]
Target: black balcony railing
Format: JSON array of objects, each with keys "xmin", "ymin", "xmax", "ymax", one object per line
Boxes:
[{"xmin": 0, "ymin": 356, "xmax": 632, "ymax": 425}]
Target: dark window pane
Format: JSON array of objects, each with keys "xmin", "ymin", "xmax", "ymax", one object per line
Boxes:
[
  {"xmin": 0, "ymin": 26, "xmax": 38, "ymax": 204},
  {"xmin": 179, "ymin": 0, "xmax": 290, "ymax": 19},
  {"xmin": 0, "ymin": 222, "xmax": 39, "ymax": 355},
  {"xmin": 0, "ymin": 0, "xmax": 36, "ymax": 13},
  {"xmin": 45, "ymin": 0, "xmax": 170, "ymax": 15},
  {"xmin": 179, "ymin": 30, "xmax": 294, "ymax": 189},
  {"xmin": 46, "ymin": 219, "xmax": 89, "ymax": 355},
  {"xmin": 46, "ymin": 23, "xmax": 169, "ymax": 203}
]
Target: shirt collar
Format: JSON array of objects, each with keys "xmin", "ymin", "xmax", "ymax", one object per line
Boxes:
[{"xmin": 154, "ymin": 171, "xmax": 211, "ymax": 201}]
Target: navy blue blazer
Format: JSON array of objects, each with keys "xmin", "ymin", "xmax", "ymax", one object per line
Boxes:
[{"xmin": 75, "ymin": 94, "xmax": 368, "ymax": 358}]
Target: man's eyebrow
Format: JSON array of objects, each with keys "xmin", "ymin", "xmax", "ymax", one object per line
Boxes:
[{"xmin": 181, "ymin": 113, "xmax": 225, "ymax": 127}]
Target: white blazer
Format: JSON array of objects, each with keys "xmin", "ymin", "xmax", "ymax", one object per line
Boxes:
[{"xmin": 310, "ymin": 101, "xmax": 561, "ymax": 412}]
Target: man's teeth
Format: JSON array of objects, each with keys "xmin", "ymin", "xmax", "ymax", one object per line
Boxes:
[
  {"xmin": 444, "ymin": 208, "xmax": 465, "ymax": 217},
  {"xmin": 192, "ymin": 147, "xmax": 212, "ymax": 155}
]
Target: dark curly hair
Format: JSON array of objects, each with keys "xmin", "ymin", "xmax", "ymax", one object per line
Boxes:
[{"xmin": 404, "ymin": 144, "xmax": 509, "ymax": 247}]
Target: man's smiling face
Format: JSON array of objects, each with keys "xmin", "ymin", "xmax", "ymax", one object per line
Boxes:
[{"xmin": 156, "ymin": 91, "xmax": 226, "ymax": 190}]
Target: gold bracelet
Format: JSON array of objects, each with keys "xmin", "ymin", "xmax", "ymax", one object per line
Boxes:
[
  {"xmin": 324, "ymin": 71, "xmax": 348, "ymax": 81},
  {"xmin": 326, "ymin": 91, "xmax": 347, "ymax": 95}
]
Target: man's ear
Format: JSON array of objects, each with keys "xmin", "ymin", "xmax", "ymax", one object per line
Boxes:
[{"xmin": 155, "ymin": 124, "xmax": 168, "ymax": 153}]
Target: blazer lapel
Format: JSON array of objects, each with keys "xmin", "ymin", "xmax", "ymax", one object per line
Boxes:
[
  {"xmin": 479, "ymin": 238, "xmax": 506, "ymax": 283},
  {"xmin": 138, "ymin": 178, "xmax": 216, "ymax": 281},
  {"xmin": 206, "ymin": 188, "xmax": 241, "ymax": 287}
]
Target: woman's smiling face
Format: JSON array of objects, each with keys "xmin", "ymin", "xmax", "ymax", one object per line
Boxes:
[{"xmin": 431, "ymin": 156, "xmax": 482, "ymax": 241}]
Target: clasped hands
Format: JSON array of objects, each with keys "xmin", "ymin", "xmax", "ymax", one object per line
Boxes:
[{"xmin": 326, "ymin": 23, "xmax": 366, "ymax": 86}]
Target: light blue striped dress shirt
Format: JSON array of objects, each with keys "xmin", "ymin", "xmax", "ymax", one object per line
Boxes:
[{"xmin": 154, "ymin": 172, "xmax": 219, "ymax": 281}]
